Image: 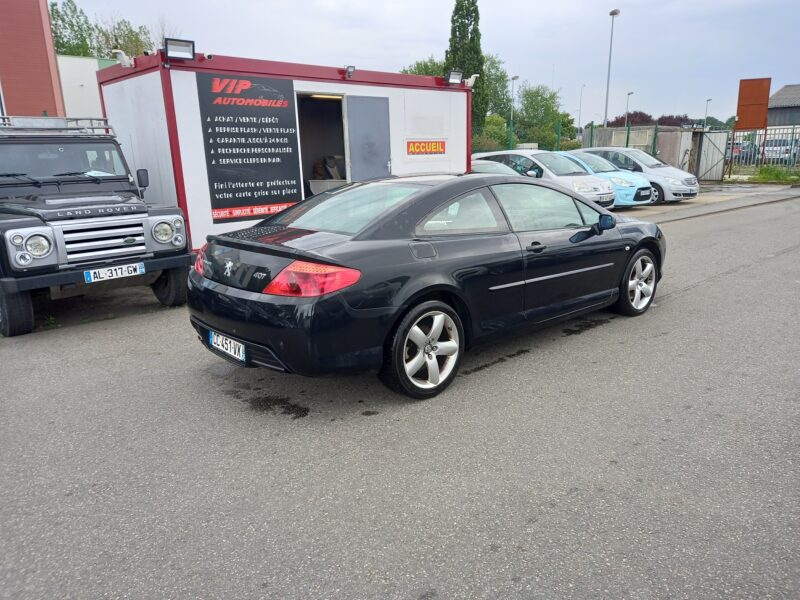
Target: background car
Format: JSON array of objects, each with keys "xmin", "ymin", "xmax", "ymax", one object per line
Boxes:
[
  {"xmin": 561, "ymin": 151, "xmax": 654, "ymax": 207},
  {"xmin": 763, "ymin": 138, "xmax": 799, "ymax": 165},
  {"xmin": 583, "ymin": 147, "xmax": 699, "ymax": 203},
  {"xmin": 469, "ymin": 159, "xmax": 521, "ymax": 176},
  {"xmin": 473, "ymin": 150, "xmax": 616, "ymax": 208},
  {"xmin": 188, "ymin": 175, "xmax": 665, "ymax": 399}
]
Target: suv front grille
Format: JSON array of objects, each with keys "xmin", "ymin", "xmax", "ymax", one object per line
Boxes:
[{"xmin": 58, "ymin": 219, "xmax": 148, "ymax": 264}]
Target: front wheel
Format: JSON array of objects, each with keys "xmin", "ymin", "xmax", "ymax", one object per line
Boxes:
[
  {"xmin": 151, "ymin": 266, "xmax": 189, "ymax": 307},
  {"xmin": 380, "ymin": 300, "xmax": 464, "ymax": 399},
  {"xmin": 0, "ymin": 290, "xmax": 35, "ymax": 337},
  {"xmin": 614, "ymin": 249, "xmax": 658, "ymax": 316},
  {"xmin": 651, "ymin": 183, "xmax": 665, "ymax": 204}
]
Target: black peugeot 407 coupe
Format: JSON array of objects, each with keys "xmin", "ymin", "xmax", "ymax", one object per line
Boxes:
[{"xmin": 188, "ymin": 174, "xmax": 665, "ymax": 398}]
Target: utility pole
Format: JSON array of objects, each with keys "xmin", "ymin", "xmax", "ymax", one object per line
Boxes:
[
  {"xmin": 577, "ymin": 83, "xmax": 586, "ymax": 137},
  {"xmin": 703, "ymin": 98, "xmax": 712, "ymax": 129},
  {"xmin": 508, "ymin": 75, "xmax": 519, "ymax": 149},
  {"xmin": 624, "ymin": 91, "xmax": 634, "ymax": 128},
  {"xmin": 603, "ymin": 8, "xmax": 620, "ymax": 126}
]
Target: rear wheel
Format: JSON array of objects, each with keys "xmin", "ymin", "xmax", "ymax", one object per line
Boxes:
[
  {"xmin": 151, "ymin": 266, "xmax": 189, "ymax": 307},
  {"xmin": 614, "ymin": 249, "xmax": 658, "ymax": 316},
  {"xmin": 380, "ymin": 300, "xmax": 464, "ymax": 399},
  {"xmin": 0, "ymin": 290, "xmax": 35, "ymax": 337}
]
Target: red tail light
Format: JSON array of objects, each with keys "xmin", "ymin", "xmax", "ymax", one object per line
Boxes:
[
  {"xmin": 263, "ymin": 260, "xmax": 361, "ymax": 297},
  {"xmin": 194, "ymin": 243, "xmax": 207, "ymax": 275}
]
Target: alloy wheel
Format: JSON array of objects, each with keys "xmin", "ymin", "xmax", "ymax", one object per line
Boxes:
[
  {"xmin": 403, "ymin": 310, "xmax": 459, "ymax": 389},
  {"xmin": 628, "ymin": 256, "xmax": 656, "ymax": 310}
]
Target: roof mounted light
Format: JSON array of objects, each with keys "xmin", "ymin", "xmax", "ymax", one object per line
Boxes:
[
  {"xmin": 446, "ymin": 70, "xmax": 463, "ymax": 86},
  {"xmin": 345, "ymin": 65, "xmax": 356, "ymax": 79},
  {"xmin": 164, "ymin": 38, "xmax": 195, "ymax": 61}
]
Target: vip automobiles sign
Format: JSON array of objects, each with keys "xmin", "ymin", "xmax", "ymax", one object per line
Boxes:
[{"xmin": 196, "ymin": 72, "xmax": 302, "ymax": 223}]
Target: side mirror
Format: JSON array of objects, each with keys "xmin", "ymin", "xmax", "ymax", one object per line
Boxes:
[
  {"xmin": 598, "ymin": 214, "xmax": 616, "ymax": 231},
  {"xmin": 136, "ymin": 168, "xmax": 149, "ymax": 190},
  {"xmin": 526, "ymin": 170, "xmax": 541, "ymax": 178}
]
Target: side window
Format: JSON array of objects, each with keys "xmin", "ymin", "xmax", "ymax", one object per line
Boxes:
[
  {"xmin": 506, "ymin": 155, "xmax": 534, "ymax": 175},
  {"xmin": 418, "ymin": 189, "xmax": 507, "ymax": 235},
  {"xmin": 484, "ymin": 155, "xmax": 506, "ymax": 164},
  {"xmin": 492, "ymin": 184, "xmax": 584, "ymax": 232},
  {"xmin": 575, "ymin": 200, "xmax": 600, "ymax": 225},
  {"xmin": 610, "ymin": 152, "xmax": 634, "ymax": 169}
]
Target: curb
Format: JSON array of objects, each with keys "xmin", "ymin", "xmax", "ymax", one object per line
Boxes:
[{"xmin": 649, "ymin": 192, "xmax": 800, "ymax": 225}]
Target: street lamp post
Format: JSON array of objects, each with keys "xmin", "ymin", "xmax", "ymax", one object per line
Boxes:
[
  {"xmin": 509, "ymin": 75, "xmax": 519, "ymax": 149},
  {"xmin": 703, "ymin": 98, "xmax": 712, "ymax": 129},
  {"xmin": 624, "ymin": 91, "xmax": 634, "ymax": 128},
  {"xmin": 603, "ymin": 8, "xmax": 620, "ymax": 127},
  {"xmin": 577, "ymin": 83, "xmax": 586, "ymax": 137}
]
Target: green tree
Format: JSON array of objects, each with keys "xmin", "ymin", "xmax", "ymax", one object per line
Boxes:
[
  {"xmin": 444, "ymin": 0, "xmax": 487, "ymax": 131},
  {"xmin": 515, "ymin": 83, "xmax": 562, "ymax": 149},
  {"xmin": 725, "ymin": 115, "xmax": 736, "ymax": 129},
  {"xmin": 93, "ymin": 17, "xmax": 153, "ymax": 58},
  {"xmin": 49, "ymin": 0, "xmax": 94, "ymax": 56},
  {"xmin": 482, "ymin": 54, "xmax": 511, "ymax": 121},
  {"xmin": 559, "ymin": 112, "xmax": 576, "ymax": 141},
  {"xmin": 401, "ymin": 55, "xmax": 445, "ymax": 76}
]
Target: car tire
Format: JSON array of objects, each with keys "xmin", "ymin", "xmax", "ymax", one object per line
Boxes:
[
  {"xmin": 614, "ymin": 249, "xmax": 658, "ymax": 316},
  {"xmin": 0, "ymin": 290, "xmax": 35, "ymax": 337},
  {"xmin": 651, "ymin": 183, "xmax": 665, "ymax": 204},
  {"xmin": 379, "ymin": 300, "xmax": 464, "ymax": 399},
  {"xmin": 151, "ymin": 266, "xmax": 189, "ymax": 307}
]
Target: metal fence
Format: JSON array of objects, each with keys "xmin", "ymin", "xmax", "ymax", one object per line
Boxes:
[{"xmin": 727, "ymin": 126, "xmax": 800, "ymax": 170}]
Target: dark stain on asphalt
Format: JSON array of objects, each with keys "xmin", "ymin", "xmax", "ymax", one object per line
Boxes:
[
  {"xmin": 489, "ymin": 543, "xmax": 501, "ymax": 552},
  {"xmin": 227, "ymin": 388, "xmax": 309, "ymax": 419},
  {"xmin": 461, "ymin": 348, "xmax": 530, "ymax": 375},
  {"xmin": 562, "ymin": 316, "xmax": 614, "ymax": 336},
  {"xmin": 419, "ymin": 590, "xmax": 438, "ymax": 600},
  {"xmin": 362, "ymin": 410, "xmax": 379, "ymax": 416}
]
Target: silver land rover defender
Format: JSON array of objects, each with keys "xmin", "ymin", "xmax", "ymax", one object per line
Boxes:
[{"xmin": 0, "ymin": 117, "xmax": 193, "ymax": 336}]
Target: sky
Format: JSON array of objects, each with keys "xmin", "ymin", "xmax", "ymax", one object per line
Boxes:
[{"xmin": 78, "ymin": 0, "xmax": 799, "ymax": 125}]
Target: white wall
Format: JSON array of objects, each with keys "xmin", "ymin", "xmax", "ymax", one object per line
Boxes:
[
  {"xmin": 168, "ymin": 71, "xmax": 469, "ymax": 246},
  {"xmin": 57, "ymin": 55, "xmax": 104, "ymax": 118},
  {"xmin": 102, "ymin": 71, "xmax": 177, "ymax": 209}
]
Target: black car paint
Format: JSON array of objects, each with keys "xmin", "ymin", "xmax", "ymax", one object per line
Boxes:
[{"xmin": 188, "ymin": 175, "xmax": 665, "ymax": 376}]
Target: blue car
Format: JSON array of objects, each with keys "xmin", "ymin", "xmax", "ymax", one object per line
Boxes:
[{"xmin": 560, "ymin": 151, "xmax": 654, "ymax": 207}]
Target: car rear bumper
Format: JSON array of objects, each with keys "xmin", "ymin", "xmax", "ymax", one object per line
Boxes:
[
  {"xmin": 0, "ymin": 253, "xmax": 193, "ymax": 294},
  {"xmin": 187, "ymin": 270, "xmax": 391, "ymax": 376}
]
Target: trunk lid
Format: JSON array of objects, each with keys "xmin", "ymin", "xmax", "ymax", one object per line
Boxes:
[{"xmin": 203, "ymin": 224, "xmax": 351, "ymax": 292}]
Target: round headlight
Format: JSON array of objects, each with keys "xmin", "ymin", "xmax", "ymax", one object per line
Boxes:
[
  {"xmin": 172, "ymin": 234, "xmax": 185, "ymax": 247},
  {"xmin": 172, "ymin": 218, "xmax": 183, "ymax": 229},
  {"xmin": 25, "ymin": 234, "xmax": 52, "ymax": 257},
  {"xmin": 10, "ymin": 233, "xmax": 24, "ymax": 246},
  {"xmin": 153, "ymin": 221, "xmax": 175, "ymax": 243},
  {"xmin": 16, "ymin": 252, "xmax": 33, "ymax": 266}
]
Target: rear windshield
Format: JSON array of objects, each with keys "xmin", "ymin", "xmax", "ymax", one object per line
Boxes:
[
  {"xmin": 536, "ymin": 152, "xmax": 588, "ymax": 176},
  {"xmin": 570, "ymin": 152, "xmax": 618, "ymax": 173},
  {"xmin": 268, "ymin": 182, "xmax": 423, "ymax": 235}
]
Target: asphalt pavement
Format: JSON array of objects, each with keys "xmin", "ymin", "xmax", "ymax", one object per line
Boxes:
[{"xmin": 1, "ymin": 191, "xmax": 799, "ymax": 599}]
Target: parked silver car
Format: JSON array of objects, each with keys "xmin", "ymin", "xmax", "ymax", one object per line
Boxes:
[
  {"xmin": 473, "ymin": 150, "xmax": 616, "ymax": 208},
  {"xmin": 583, "ymin": 147, "xmax": 699, "ymax": 203}
]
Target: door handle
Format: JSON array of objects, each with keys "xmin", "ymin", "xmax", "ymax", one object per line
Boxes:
[{"xmin": 528, "ymin": 241, "xmax": 547, "ymax": 253}]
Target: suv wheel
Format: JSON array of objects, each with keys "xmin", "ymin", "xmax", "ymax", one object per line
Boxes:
[
  {"xmin": 151, "ymin": 266, "xmax": 189, "ymax": 307},
  {"xmin": 380, "ymin": 300, "xmax": 464, "ymax": 399},
  {"xmin": 0, "ymin": 291, "xmax": 35, "ymax": 337}
]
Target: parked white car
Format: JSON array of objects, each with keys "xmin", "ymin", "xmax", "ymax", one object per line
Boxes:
[
  {"xmin": 473, "ymin": 150, "xmax": 616, "ymax": 208},
  {"xmin": 582, "ymin": 147, "xmax": 699, "ymax": 203}
]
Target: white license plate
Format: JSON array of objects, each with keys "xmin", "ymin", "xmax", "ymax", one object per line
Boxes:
[
  {"xmin": 83, "ymin": 262, "xmax": 145, "ymax": 283},
  {"xmin": 209, "ymin": 330, "xmax": 246, "ymax": 362}
]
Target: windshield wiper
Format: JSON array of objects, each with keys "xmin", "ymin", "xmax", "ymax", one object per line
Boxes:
[
  {"xmin": 0, "ymin": 172, "xmax": 42, "ymax": 187},
  {"xmin": 50, "ymin": 171, "xmax": 103, "ymax": 182}
]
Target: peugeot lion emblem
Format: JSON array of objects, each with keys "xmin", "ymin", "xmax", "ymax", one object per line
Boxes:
[{"xmin": 223, "ymin": 259, "xmax": 234, "ymax": 277}]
